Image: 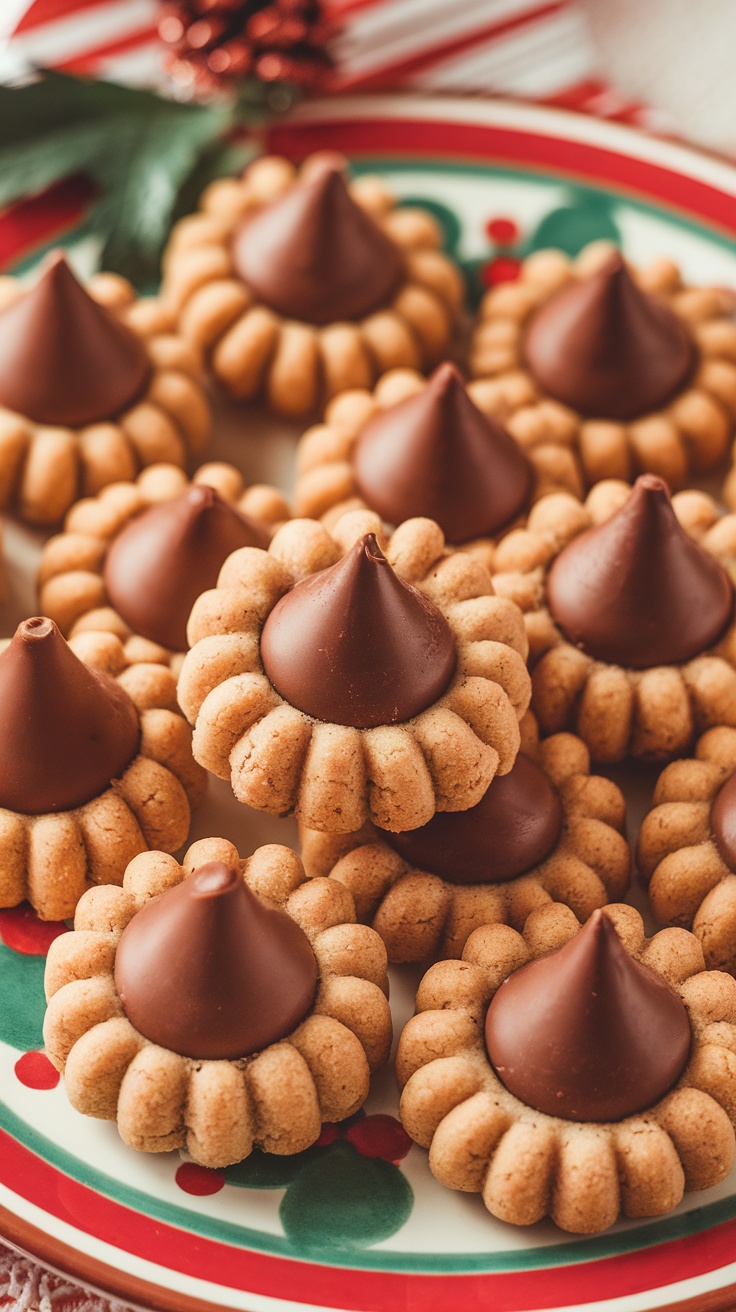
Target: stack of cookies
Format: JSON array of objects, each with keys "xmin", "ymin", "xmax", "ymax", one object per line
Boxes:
[{"xmin": 3, "ymin": 150, "xmax": 736, "ymax": 1238}]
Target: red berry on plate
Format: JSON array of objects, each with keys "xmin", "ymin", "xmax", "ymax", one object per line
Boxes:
[
  {"xmin": 175, "ymin": 1163, "xmax": 226, "ymax": 1195},
  {"xmin": 14, "ymin": 1051, "xmax": 60, "ymax": 1090},
  {"xmin": 345, "ymin": 1114, "xmax": 412, "ymax": 1163},
  {"xmin": 0, "ymin": 904, "xmax": 67, "ymax": 956}
]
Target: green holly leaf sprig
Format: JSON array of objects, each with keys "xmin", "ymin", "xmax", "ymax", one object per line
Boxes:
[{"xmin": 0, "ymin": 71, "xmax": 297, "ymax": 287}]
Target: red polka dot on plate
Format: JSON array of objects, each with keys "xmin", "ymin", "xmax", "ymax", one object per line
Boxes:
[
  {"xmin": 0, "ymin": 904, "xmax": 67, "ymax": 956},
  {"xmin": 482, "ymin": 256, "xmax": 522, "ymax": 288},
  {"xmin": 175, "ymin": 1162, "xmax": 225, "ymax": 1196},
  {"xmin": 14, "ymin": 1051, "xmax": 60, "ymax": 1090},
  {"xmin": 345, "ymin": 1114, "xmax": 412, "ymax": 1164},
  {"xmin": 316, "ymin": 1122, "xmax": 342, "ymax": 1147},
  {"xmin": 486, "ymin": 217, "xmax": 519, "ymax": 244}
]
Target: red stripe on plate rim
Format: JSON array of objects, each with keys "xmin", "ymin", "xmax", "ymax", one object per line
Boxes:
[
  {"xmin": 3, "ymin": 1128, "xmax": 736, "ymax": 1312},
  {"xmin": 265, "ymin": 114, "xmax": 736, "ymax": 237}
]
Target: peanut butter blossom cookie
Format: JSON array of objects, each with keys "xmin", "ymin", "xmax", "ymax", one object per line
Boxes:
[
  {"xmin": 0, "ymin": 618, "xmax": 205, "ymax": 921},
  {"xmin": 0, "ymin": 255, "xmax": 210, "ymax": 524},
  {"xmin": 38, "ymin": 462, "xmax": 289, "ymax": 669},
  {"xmin": 638, "ymin": 727, "xmax": 736, "ymax": 975},
  {"xmin": 177, "ymin": 510, "xmax": 531, "ymax": 833},
  {"xmin": 470, "ymin": 244, "xmax": 736, "ymax": 489},
  {"xmin": 301, "ymin": 725, "xmax": 629, "ymax": 962},
  {"xmin": 162, "ymin": 154, "xmax": 464, "ymax": 418},
  {"xmin": 294, "ymin": 362, "xmax": 583, "ymax": 552},
  {"xmin": 398, "ymin": 903, "xmax": 736, "ymax": 1234},
  {"xmin": 492, "ymin": 473, "xmax": 736, "ymax": 761},
  {"xmin": 44, "ymin": 838, "xmax": 392, "ymax": 1168}
]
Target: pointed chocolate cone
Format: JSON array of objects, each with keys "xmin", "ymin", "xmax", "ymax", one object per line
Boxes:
[
  {"xmin": 0, "ymin": 617, "xmax": 140, "ymax": 814},
  {"xmin": 260, "ymin": 532, "xmax": 457, "ymax": 728},
  {"xmin": 522, "ymin": 252, "xmax": 695, "ymax": 420},
  {"xmin": 546, "ymin": 474, "xmax": 733, "ymax": 668},
  {"xmin": 104, "ymin": 484, "xmax": 270, "ymax": 652},
  {"xmin": 485, "ymin": 909, "xmax": 691, "ymax": 1122},
  {"xmin": 353, "ymin": 363, "xmax": 532, "ymax": 542},
  {"xmin": 231, "ymin": 163, "xmax": 404, "ymax": 325},
  {"xmin": 385, "ymin": 752, "xmax": 562, "ymax": 884},
  {"xmin": 114, "ymin": 861, "xmax": 318, "ymax": 1060},
  {"xmin": 0, "ymin": 254, "xmax": 151, "ymax": 427}
]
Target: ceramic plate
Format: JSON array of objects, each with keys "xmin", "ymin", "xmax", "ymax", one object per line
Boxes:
[{"xmin": 2, "ymin": 95, "xmax": 736, "ymax": 1312}]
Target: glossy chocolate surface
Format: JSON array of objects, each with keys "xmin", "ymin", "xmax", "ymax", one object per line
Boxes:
[
  {"xmin": 384, "ymin": 753, "xmax": 562, "ymax": 884},
  {"xmin": 0, "ymin": 617, "xmax": 140, "ymax": 815},
  {"xmin": 103, "ymin": 484, "xmax": 270, "ymax": 652},
  {"xmin": 260, "ymin": 533, "xmax": 456, "ymax": 728},
  {"xmin": 114, "ymin": 860, "xmax": 318, "ymax": 1060},
  {"xmin": 485, "ymin": 910, "xmax": 691, "ymax": 1122},
  {"xmin": 0, "ymin": 254, "xmax": 151, "ymax": 427},
  {"xmin": 712, "ymin": 773, "xmax": 736, "ymax": 872},
  {"xmin": 522, "ymin": 252, "xmax": 695, "ymax": 421},
  {"xmin": 546, "ymin": 474, "xmax": 733, "ymax": 668},
  {"xmin": 352, "ymin": 363, "xmax": 533, "ymax": 542},
  {"xmin": 231, "ymin": 163, "xmax": 404, "ymax": 325}
]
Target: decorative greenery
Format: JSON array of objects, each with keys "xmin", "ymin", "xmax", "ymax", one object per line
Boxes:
[
  {"xmin": 527, "ymin": 188, "xmax": 621, "ymax": 256},
  {"xmin": 0, "ymin": 71, "xmax": 296, "ymax": 285},
  {"xmin": 226, "ymin": 1115, "xmax": 414, "ymax": 1254},
  {"xmin": 279, "ymin": 1140, "xmax": 413, "ymax": 1252},
  {"xmin": 0, "ymin": 944, "xmax": 47, "ymax": 1051}
]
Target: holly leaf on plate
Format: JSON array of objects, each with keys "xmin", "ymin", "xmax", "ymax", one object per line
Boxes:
[{"xmin": 0, "ymin": 71, "xmax": 284, "ymax": 285}]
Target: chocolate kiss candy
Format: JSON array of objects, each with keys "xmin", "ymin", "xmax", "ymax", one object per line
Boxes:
[
  {"xmin": 104, "ymin": 484, "xmax": 270, "ymax": 652},
  {"xmin": 485, "ymin": 909, "xmax": 691, "ymax": 1122},
  {"xmin": 712, "ymin": 773, "xmax": 736, "ymax": 871},
  {"xmin": 522, "ymin": 252, "xmax": 695, "ymax": 421},
  {"xmin": 352, "ymin": 363, "xmax": 533, "ymax": 542},
  {"xmin": 546, "ymin": 474, "xmax": 733, "ymax": 669},
  {"xmin": 260, "ymin": 532, "xmax": 457, "ymax": 729},
  {"xmin": 0, "ymin": 617, "xmax": 139, "ymax": 815},
  {"xmin": 384, "ymin": 754, "xmax": 562, "ymax": 884},
  {"xmin": 231, "ymin": 163, "xmax": 405, "ymax": 325},
  {"xmin": 0, "ymin": 254, "xmax": 151, "ymax": 427},
  {"xmin": 114, "ymin": 861, "xmax": 318, "ymax": 1060}
]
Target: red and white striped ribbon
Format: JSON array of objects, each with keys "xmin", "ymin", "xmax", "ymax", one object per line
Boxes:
[{"xmin": 0, "ymin": 0, "xmax": 652, "ymax": 126}]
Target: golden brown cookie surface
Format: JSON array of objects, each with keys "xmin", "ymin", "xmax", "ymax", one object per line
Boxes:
[
  {"xmin": 491, "ymin": 477, "xmax": 736, "ymax": 762},
  {"xmin": 398, "ymin": 902, "xmax": 736, "ymax": 1234},
  {"xmin": 470, "ymin": 242, "xmax": 736, "ymax": 491},
  {"xmin": 178, "ymin": 510, "xmax": 532, "ymax": 833},
  {"xmin": 44, "ymin": 838, "xmax": 392, "ymax": 1168},
  {"xmin": 301, "ymin": 722, "xmax": 630, "ymax": 962},
  {"xmin": 161, "ymin": 154, "xmax": 465, "ymax": 418},
  {"xmin": 38, "ymin": 462, "xmax": 290, "ymax": 671},
  {"xmin": 0, "ymin": 262, "xmax": 210, "ymax": 526}
]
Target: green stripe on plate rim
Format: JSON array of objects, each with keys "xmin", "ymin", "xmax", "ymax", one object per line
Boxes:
[
  {"xmin": 2, "ymin": 1099, "xmax": 736, "ymax": 1276},
  {"xmin": 349, "ymin": 158, "xmax": 736, "ymax": 252}
]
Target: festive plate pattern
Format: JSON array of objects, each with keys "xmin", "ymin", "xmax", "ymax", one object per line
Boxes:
[{"xmin": 2, "ymin": 95, "xmax": 736, "ymax": 1312}]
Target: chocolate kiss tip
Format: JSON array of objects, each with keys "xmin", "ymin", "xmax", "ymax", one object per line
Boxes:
[
  {"xmin": 0, "ymin": 253, "xmax": 150, "ymax": 428},
  {"xmin": 230, "ymin": 163, "xmax": 404, "ymax": 326},
  {"xmin": 431, "ymin": 360, "xmax": 465, "ymax": 387},
  {"xmin": 0, "ymin": 615, "xmax": 140, "ymax": 815},
  {"xmin": 103, "ymin": 484, "xmax": 269, "ymax": 653},
  {"xmin": 522, "ymin": 249, "xmax": 695, "ymax": 421},
  {"xmin": 485, "ymin": 907, "xmax": 691, "ymax": 1123},
  {"xmin": 546, "ymin": 472, "xmax": 733, "ymax": 668},
  {"xmin": 260, "ymin": 531, "xmax": 457, "ymax": 729},
  {"xmin": 191, "ymin": 862, "xmax": 238, "ymax": 896},
  {"xmin": 353, "ymin": 361, "xmax": 532, "ymax": 542},
  {"xmin": 19, "ymin": 616, "xmax": 55, "ymax": 641},
  {"xmin": 114, "ymin": 860, "xmax": 318, "ymax": 1061}
]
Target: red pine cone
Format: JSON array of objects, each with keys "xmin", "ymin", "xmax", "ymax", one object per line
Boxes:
[{"xmin": 158, "ymin": 0, "xmax": 333, "ymax": 94}]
